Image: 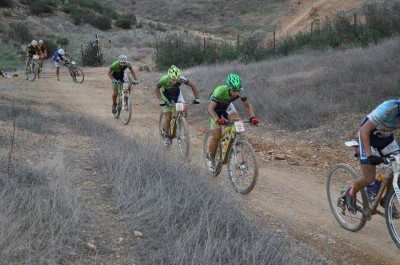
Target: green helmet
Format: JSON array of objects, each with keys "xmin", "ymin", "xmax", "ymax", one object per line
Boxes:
[
  {"xmin": 226, "ymin": 73, "xmax": 242, "ymax": 91},
  {"xmin": 168, "ymin": 65, "xmax": 181, "ymax": 80}
]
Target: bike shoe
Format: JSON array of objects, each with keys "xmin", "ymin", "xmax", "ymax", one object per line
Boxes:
[
  {"xmin": 163, "ymin": 136, "xmax": 171, "ymax": 147},
  {"xmin": 341, "ymin": 188, "xmax": 357, "ymax": 214},
  {"xmin": 112, "ymin": 105, "xmax": 117, "ymax": 114},
  {"xmin": 206, "ymin": 153, "xmax": 216, "ymax": 173}
]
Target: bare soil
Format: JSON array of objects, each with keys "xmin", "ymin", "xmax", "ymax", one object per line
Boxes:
[{"xmin": 2, "ymin": 64, "xmax": 398, "ymax": 264}]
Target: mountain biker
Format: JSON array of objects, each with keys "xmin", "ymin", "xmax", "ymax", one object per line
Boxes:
[
  {"xmin": 38, "ymin": 39, "xmax": 47, "ymax": 71},
  {"xmin": 206, "ymin": 73, "xmax": 259, "ymax": 173},
  {"xmin": 25, "ymin": 40, "xmax": 40, "ymax": 74},
  {"xmin": 108, "ymin": 55, "xmax": 139, "ymax": 115},
  {"xmin": 155, "ymin": 65, "xmax": 200, "ymax": 146},
  {"xmin": 344, "ymin": 99, "xmax": 400, "ymax": 216},
  {"xmin": 52, "ymin": 48, "xmax": 66, "ymax": 81}
]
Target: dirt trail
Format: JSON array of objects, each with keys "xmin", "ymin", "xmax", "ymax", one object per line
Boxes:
[{"xmin": 6, "ymin": 65, "xmax": 398, "ymax": 264}]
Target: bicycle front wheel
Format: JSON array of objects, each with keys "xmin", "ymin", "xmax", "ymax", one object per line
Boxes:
[
  {"xmin": 385, "ymin": 189, "xmax": 400, "ymax": 249},
  {"xmin": 121, "ymin": 94, "xmax": 132, "ymax": 125},
  {"xmin": 203, "ymin": 130, "xmax": 222, "ymax": 177},
  {"xmin": 26, "ymin": 63, "xmax": 38, "ymax": 82},
  {"xmin": 227, "ymin": 139, "xmax": 258, "ymax": 194},
  {"xmin": 72, "ymin": 66, "xmax": 84, "ymax": 83},
  {"xmin": 326, "ymin": 163, "xmax": 367, "ymax": 231},
  {"xmin": 176, "ymin": 116, "xmax": 190, "ymax": 158}
]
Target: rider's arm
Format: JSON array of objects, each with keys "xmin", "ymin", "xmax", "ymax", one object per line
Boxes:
[
  {"xmin": 107, "ymin": 68, "xmax": 114, "ymax": 80},
  {"xmin": 129, "ymin": 68, "xmax": 138, "ymax": 80},
  {"xmin": 186, "ymin": 81, "xmax": 200, "ymax": 99},
  {"xmin": 155, "ymin": 84, "xmax": 163, "ymax": 101},
  {"xmin": 359, "ymin": 120, "xmax": 376, "ymax": 157},
  {"xmin": 208, "ymin": 101, "xmax": 219, "ymax": 122},
  {"xmin": 242, "ymin": 99, "xmax": 255, "ymax": 118}
]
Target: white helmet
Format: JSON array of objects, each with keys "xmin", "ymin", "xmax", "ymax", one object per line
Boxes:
[
  {"xmin": 58, "ymin": 49, "xmax": 65, "ymax": 55},
  {"xmin": 39, "ymin": 39, "xmax": 44, "ymax": 44},
  {"xmin": 118, "ymin": 55, "xmax": 127, "ymax": 62},
  {"xmin": 31, "ymin": 40, "xmax": 38, "ymax": 46}
]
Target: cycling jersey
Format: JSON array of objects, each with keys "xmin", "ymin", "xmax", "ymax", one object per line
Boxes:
[
  {"xmin": 26, "ymin": 44, "xmax": 40, "ymax": 57},
  {"xmin": 364, "ymin": 99, "xmax": 400, "ymax": 133},
  {"xmin": 52, "ymin": 51, "xmax": 64, "ymax": 62},
  {"xmin": 39, "ymin": 44, "xmax": 47, "ymax": 57},
  {"xmin": 109, "ymin": 60, "xmax": 132, "ymax": 81},
  {"xmin": 157, "ymin": 75, "xmax": 189, "ymax": 100},
  {"xmin": 209, "ymin": 85, "xmax": 247, "ymax": 113},
  {"xmin": 359, "ymin": 99, "xmax": 400, "ymax": 164}
]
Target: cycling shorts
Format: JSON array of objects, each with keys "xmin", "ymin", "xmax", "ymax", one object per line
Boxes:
[
  {"xmin": 359, "ymin": 130, "xmax": 400, "ymax": 164},
  {"xmin": 210, "ymin": 103, "xmax": 237, "ymax": 129},
  {"xmin": 161, "ymin": 90, "xmax": 185, "ymax": 113}
]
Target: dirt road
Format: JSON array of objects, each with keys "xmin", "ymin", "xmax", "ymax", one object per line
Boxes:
[{"xmin": 4, "ymin": 66, "xmax": 399, "ymax": 264}]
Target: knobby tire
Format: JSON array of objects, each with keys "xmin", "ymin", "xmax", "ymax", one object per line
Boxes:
[
  {"xmin": 326, "ymin": 163, "xmax": 367, "ymax": 232},
  {"xmin": 227, "ymin": 139, "xmax": 258, "ymax": 194}
]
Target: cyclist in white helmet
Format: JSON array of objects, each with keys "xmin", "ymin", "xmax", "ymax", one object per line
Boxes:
[
  {"xmin": 107, "ymin": 55, "xmax": 139, "ymax": 114},
  {"xmin": 25, "ymin": 40, "xmax": 40, "ymax": 74},
  {"xmin": 52, "ymin": 48, "xmax": 67, "ymax": 81}
]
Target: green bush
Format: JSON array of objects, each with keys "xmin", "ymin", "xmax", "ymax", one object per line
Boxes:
[
  {"xmin": 44, "ymin": 39, "xmax": 58, "ymax": 57},
  {"xmin": 0, "ymin": 0, "xmax": 14, "ymax": 8},
  {"xmin": 82, "ymin": 41, "xmax": 104, "ymax": 66},
  {"xmin": 9, "ymin": 23, "xmax": 34, "ymax": 44},
  {"xmin": 115, "ymin": 12, "xmax": 137, "ymax": 29},
  {"xmin": 90, "ymin": 15, "xmax": 111, "ymax": 31},
  {"xmin": 30, "ymin": 0, "xmax": 56, "ymax": 15},
  {"xmin": 57, "ymin": 37, "xmax": 69, "ymax": 46}
]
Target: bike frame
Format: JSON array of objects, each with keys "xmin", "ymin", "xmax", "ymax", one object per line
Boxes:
[
  {"xmin": 345, "ymin": 141, "xmax": 400, "ymax": 218},
  {"xmin": 167, "ymin": 102, "xmax": 186, "ymax": 139},
  {"xmin": 218, "ymin": 120, "xmax": 245, "ymax": 164}
]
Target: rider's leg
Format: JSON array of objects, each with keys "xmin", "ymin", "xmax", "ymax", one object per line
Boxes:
[
  {"xmin": 112, "ymin": 89, "xmax": 118, "ymax": 106},
  {"xmin": 209, "ymin": 127, "xmax": 222, "ymax": 156},
  {"xmin": 163, "ymin": 111, "xmax": 172, "ymax": 136},
  {"xmin": 25, "ymin": 57, "xmax": 31, "ymax": 72},
  {"xmin": 352, "ymin": 163, "xmax": 376, "ymax": 196}
]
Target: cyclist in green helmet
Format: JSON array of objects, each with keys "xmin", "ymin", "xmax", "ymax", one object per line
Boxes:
[
  {"xmin": 206, "ymin": 73, "xmax": 259, "ymax": 172},
  {"xmin": 155, "ymin": 65, "xmax": 200, "ymax": 146}
]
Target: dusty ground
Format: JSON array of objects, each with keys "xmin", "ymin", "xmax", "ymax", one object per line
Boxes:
[{"xmin": 1, "ymin": 63, "xmax": 398, "ymax": 264}]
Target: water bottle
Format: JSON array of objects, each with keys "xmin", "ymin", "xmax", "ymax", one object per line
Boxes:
[{"xmin": 370, "ymin": 173, "xmax": 383, "ymax": 200}]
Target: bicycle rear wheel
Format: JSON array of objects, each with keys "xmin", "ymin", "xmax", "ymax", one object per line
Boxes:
[
  {"xmin": 72, "ymin": 66, "xmax": 84, "ymax": 83},
  {"xmin": 121, "ymin": 93, "xmax": 132, "ymax": 125},
  {"xmin": 326, "ymin": 163, "xmax": 367, "ymax": 231},
  {"xmin": 114, "ymin": 95, "xmax": 121, "ymax": 119},
  {"xmin": 227, "ymin": 139, "xmax": 258, "ymax": 194},
  {"xmin": 203, "ymin": 130, "xmax": 222, "ymax": 177},
  {"xmin": 176, "ymin": 116, "xmax": 190, "ymax": 158},
  {"xmin": 26, "ymin": 62, "xmax": 38, "ymax": 81},
  {"xmin": 385, "ymin": 189, "xmax": 400, "ymax": 249}
]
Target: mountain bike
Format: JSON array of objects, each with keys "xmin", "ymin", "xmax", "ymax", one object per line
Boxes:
[
  {"xmin": 203, "ymin": 119, "xmax": 259, "ymax": 195},
  {"xmin": 64, "ymin": 57, "xmax": 84, "ymax": 83},
  {"xmin": 113, "ymin": 78, "xmax": 137, "ymax": 125},
  {"xmin": 26, "ymin": 54, "xmax": 40, "ymax": 81},
  {"xmin": 326, "ymin": 140, "xmax": 400, "ymax": 249},
  {"xmin": 158, "ymin": 102, "xmax": 191, "ymax": 158}
]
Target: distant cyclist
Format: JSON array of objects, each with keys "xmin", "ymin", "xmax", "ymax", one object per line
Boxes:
[
  {"xmin": 38, "ymin": 39, "xmax": 47, "ymax": 71},
  {"xmin": 25, "ymin": 40, "xmax": 40, "ymax": 74},
  {"xmin": 155, "ymin": 65, "xmax": 200, "ymax": 146},
  {"xmin": 52, "ymin": 48, "xmax": 66, "ymax": 81},
  {"xmin": 107, "ymin": 55, "xmax": 139, "ymax": 114},
  {"xmin": 206, "ymin": 73, "xmax": 259, "ymax": 172}
]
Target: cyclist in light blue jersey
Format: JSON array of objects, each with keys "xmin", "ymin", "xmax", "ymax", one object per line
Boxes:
[{"xmin": 344, "ymin": 99, "xmax": 400, "ymax": 215}]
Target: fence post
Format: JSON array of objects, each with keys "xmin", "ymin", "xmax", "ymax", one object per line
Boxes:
[
  {"xmin": 273, "ymin": 30, "xmax": 276, "ymax": 53},
  {"xmin": 81, "ymin": 43, "xmax": 84, "ymax": 66},
  {"xmin": 353, "ymin": 12, "xmax": 357, "ymax": 40},
  {"xmin": 237, "ymin": 33, "xmax": 240, "ymax": 48}
]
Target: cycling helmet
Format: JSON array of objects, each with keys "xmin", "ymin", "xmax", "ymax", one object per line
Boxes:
[
  {"xmin": 118, "ymin": 55, "xmax": 128, "ymax": 62},
  {"xmin": 31, "ymin": 40, "xmax": 38, "ymax": 46},
  {"xmin": 226, "ymin": 73, "xmax": 242, "ymax": 91},
  {"xmin": 168, "ymin": 65, "xmax": 181, "ymax": 80},
  {"xmin": 58, "ymin": 48, "xmax": 65, "ymax": 55},
  {"xmin": 39, "ymin": 40, "xmax": 44, "ymax": 44}
]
